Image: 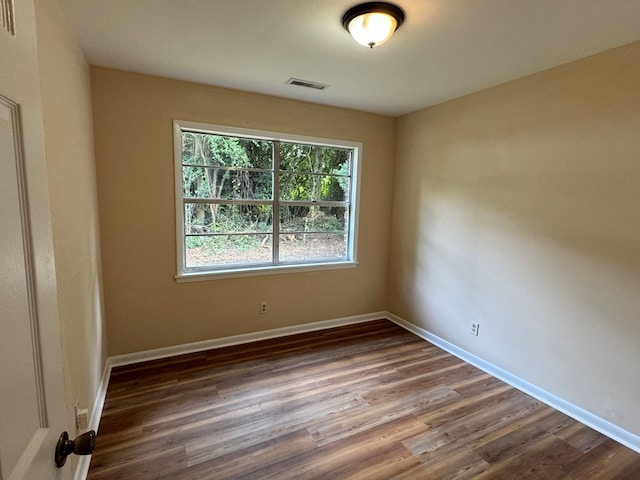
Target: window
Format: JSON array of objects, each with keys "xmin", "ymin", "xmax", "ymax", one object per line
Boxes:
[{"xmin": 174, "ymin": 121, "xmax": 360, "ymax": 281}]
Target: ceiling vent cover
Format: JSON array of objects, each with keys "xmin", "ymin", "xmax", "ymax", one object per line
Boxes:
[{"xmin": 286, "ymin": 78, "xmax": 329, "ymax": 90}]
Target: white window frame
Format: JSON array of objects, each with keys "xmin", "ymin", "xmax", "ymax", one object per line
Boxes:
[{"xmin": 174, "ymin": 120, "xmax": 361, "ymax": 282}]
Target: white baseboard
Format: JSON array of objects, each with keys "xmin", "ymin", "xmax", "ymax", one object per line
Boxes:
[
  {"xmin": 78, "ymin": 310, "xmax": 639, "ymax": 480},
  {"xmin": 384, "ymin": 311, "xmax": 640, "ymax": 454},
  {"xmin": 109, "ymin": 312, "xmax": 387, "ymax": 367},
  {"xmin": 74, "ymin": 359, "xmax": 113, "ymax": 480}
]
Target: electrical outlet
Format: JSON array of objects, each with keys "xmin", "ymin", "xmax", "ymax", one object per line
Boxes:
[
  {"xmin": 471, "ymin": 322, "xmax": 480, "ymax": 336},
  {"xmin": 75, "ymin": 401, "xmax": 89, "ymax": 430},
  {"xmin": 260, "ymin": 301, "xmax": 268, "ymax": 314}
]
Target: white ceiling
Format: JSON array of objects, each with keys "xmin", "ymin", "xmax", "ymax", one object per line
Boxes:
[{"xmin": 57, "ymin": 0, "xmax": 640, "ymax": 116}]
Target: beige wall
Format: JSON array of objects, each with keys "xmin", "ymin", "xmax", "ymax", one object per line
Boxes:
[
  {"xmin": 390, "ymin": 42, "xmax": 640, "ymax": 434},
  {"xmin": 91, "ymin": 68, "xmax": 396, "ymax": 356},
  {"xmin": 35, "ymin": 0, "xmax": 107, "ymax": 430}
]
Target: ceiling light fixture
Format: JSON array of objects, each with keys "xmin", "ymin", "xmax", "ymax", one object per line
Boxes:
[{"xmin": 342, "ymin": 2, "xmax": 405, "ymax": 49}]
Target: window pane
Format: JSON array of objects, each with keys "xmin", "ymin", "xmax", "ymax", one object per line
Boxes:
[
  {"xmin": 279, "ymin": 233, "xmax": 347, "ymax": 262},
  {"xmin": 185, "ymin": 203, "xmax": 272, "ymax": 234},
  {"xmin": 280, "ymin": 143, "xmax": 351, "ymax": 175},
  {"xmin": 279, "ymin": 173, "xmax": 349, "ymax": 202},
  {"xmin": 280, "ymin": 206, "xmax": 347, "ymax": 234},
  {"xmin": 182, "ymin": 132, "xmax": 273, "ymax": 169},
  {"xmin": 186, "ymin": 234, "xmax": 272, "ymax": 268},
  {"xmin": 178, "ymin": 123, "xmax": 358, "ymax": 274},
  {"xmin": 183, "ymin": 166, "xmax": 272, "ymax": 199}
]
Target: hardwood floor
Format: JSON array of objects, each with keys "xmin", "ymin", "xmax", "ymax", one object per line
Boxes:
[{"xmin": 87, "ymin": 320, "xmax": 640, "ymax": 479}]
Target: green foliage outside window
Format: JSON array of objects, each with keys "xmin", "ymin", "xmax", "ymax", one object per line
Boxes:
[{"xmin": 180, "ymin": 130, "xmax": 353, "ymax": 268}]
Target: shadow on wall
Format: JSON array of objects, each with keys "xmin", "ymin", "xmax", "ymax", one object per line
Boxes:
[{"xmin": 390, "ymin": 44, "xmax": 640, "ymax": 433}]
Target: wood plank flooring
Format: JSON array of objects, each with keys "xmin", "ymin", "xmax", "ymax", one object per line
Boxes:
[{"xmin": 87, "ymin": 320, "xmax": 640, "ymax": 479}]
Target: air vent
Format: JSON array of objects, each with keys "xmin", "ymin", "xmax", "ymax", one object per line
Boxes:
[
  {"xmin": 286, "ymin": 78, "xmax": 329, "ymax": 90},
  {"xmin": 1, "ymin": 0, "xmax": 15, "ymax": 36}
]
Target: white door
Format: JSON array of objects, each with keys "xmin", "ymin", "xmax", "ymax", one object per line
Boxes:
[{"xmin": 0, "ymin": 0, "xmax": 72, "ymax": 478}]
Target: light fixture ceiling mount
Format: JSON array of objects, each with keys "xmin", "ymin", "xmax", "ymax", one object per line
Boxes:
[{"xmin": 342, "ymin": 2, "xmax": 405, "ymax": 49}]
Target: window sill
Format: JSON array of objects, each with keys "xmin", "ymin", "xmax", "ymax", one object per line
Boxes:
[{"xmin": 175, "ymin": 261, "xmax": 358, "ymax": 283}]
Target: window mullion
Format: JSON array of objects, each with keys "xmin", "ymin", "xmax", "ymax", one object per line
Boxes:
[
  {"xmin": 184, "ymin": 198, "xmax": 271, "ymax": 206},
  {"xmin": 279, "ymin": 200, "xmax": 349, "ymax": 208},
  {"xmin": 272, "ymin": 141, "xmax": 280, "ymax": 265}
]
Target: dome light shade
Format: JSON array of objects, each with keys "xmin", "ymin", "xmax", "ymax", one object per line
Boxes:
[{"xmin": 342, "ymin": 2, "xmax": 405, "ymax": 48}]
